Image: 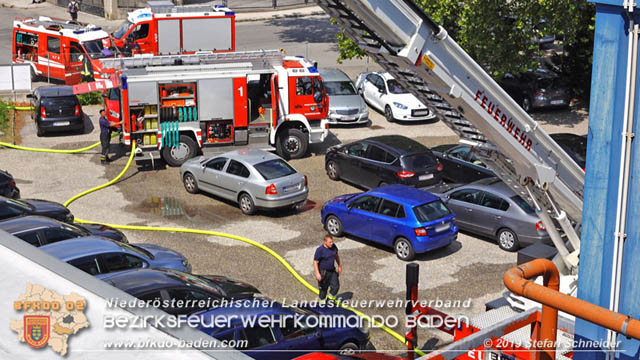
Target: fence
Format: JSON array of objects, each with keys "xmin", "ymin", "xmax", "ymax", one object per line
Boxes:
[
  {"xmin": 118, "ymin": 0, "xmax": 313, "ymax": 10},
  {"xmin": 59, "ymin": 0, "xmax": 105, "ymax": 17}
]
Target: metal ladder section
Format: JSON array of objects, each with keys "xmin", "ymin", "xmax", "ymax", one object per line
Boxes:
[
  {"xmin": 99, "ymin": 49, "xmax": 285, "ymax": 71},
  {"xmin": 316, "ymin": 0, "xmax": 584, "ymax": 274}
]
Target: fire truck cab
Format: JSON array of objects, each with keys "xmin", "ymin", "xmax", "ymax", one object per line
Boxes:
[
  {"xmin": 13, "ymin": 16, "xmax": 117, "ymax": 84},
  {"xmin": 99, "ymin": 50, "xmax": 328, "ymax": 166},
  {"xmin": 111, "ymin": 1, "xmax": 235, "ymax": 56}
]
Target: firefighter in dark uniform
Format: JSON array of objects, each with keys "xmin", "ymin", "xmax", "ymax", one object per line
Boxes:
[
  {"xmin": 313, "ymin": 234, "xmax": 342, "ymax": 302},
  {"xmin": 99, "ymin": 109, "xmax": 121, "ymax": 164}
]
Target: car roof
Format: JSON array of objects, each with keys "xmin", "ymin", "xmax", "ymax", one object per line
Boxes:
[
  {"xmin": 319, "ymin": 69, "xmax": 351, "ymax": 82},
  {"xmin": 368, "ymin": 184, "xmax": 440, "ymax": 206},
  {"xmin": 0, "ymin": 215, "xmax": 63, "ymax": 234},
  {"xmin": 37, "ymin": 86, "xmax": 75, "ymax": 97},
  {"xmin": 461, "ymin": 177, "xmax": 519, "ymax": 198},
  {"xmin": 105, "ymin": 268, "xmax": 196, "ymax": 294},
  {"xmin": 364, "ymin": 135, "xmax": 430, "ymax": 155},
  {"xmin": 216, "ymin": 148, "xmax": 283, "ymax": 166},
  {"xmin": 40, "ymin": 236, "xmax": 128, "ymax": 260}
]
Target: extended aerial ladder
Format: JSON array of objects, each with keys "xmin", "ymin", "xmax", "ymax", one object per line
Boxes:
[{"xmin": 316, "ymin": 0, "xmax": 585, "ymax": 279}]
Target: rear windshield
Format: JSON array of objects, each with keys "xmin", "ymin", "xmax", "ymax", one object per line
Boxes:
[
  {"xmin": 510, "ymin": 195, "xmax": 536, "ymax": 214},
  {"xmin": 413, "ymin": 200, "xmax": 451, "ymax": 222},
  {"xmin": 324, "ymin": 81, "xmax": 357, "ymax": 96},
  {"xmin": 42, "ymin": 97, "xmax": 77, "ymax": 107},
  {"xmin": 254, "ymin": 159, "xmax": 297, "ymax": 180},
  {"xmin": 402, "ymin": 153, "xmax": 437, "ymax": 169}
]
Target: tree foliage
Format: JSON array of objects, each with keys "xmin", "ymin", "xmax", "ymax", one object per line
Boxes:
[{"xmin": 334, "ymin": 0, "xmax": 595, "ymax": 100}]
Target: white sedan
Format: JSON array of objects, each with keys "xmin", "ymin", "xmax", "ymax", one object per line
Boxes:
[{"xmin": 355, "ymin": 71, "xmax": 435, "ymax": 122}]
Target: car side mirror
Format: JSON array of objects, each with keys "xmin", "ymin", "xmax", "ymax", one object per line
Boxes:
[
  {"xmin": 346, "ymin": 202, "xmax": 354, "ymax": 210},
  {"xmin": 101, "ymin": 93, "xmax": 108, "ymax": 98},
  {"xmin": 378, "ymin": 88, "xmax": 385, "ymax": 94},
  {"xmin": 26, "ymin": 94, "xmax": 34, "ymax": 99}
]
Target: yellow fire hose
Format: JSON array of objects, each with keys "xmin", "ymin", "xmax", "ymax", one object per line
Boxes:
[
  {"xmin": 9, "ymin": 140, "xmax": 426, "ymax": 356},
  {"xmin": 0, "ymin": 133, "xmax": 118, "ymax": 154}
]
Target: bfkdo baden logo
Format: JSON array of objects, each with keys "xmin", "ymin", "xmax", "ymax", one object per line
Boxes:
[{"xmin": 10, "ymin": 283, "xmax": 89, "ymax": 356}]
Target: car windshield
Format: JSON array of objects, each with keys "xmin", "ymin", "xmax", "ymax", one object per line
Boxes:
[
  {"xmin": 82, "ymin": 39, "xmax": 114, "ymax": 59},
  {"xmin": 6, "ymin": 198, "xmax": 33, "ymax": 211},
  {"xmin": 324, "ymin": 81, "xmax": 357, "ymax": 96},
  {"xmin": 165, "ymin": 270, "xmax": 222, "ymax": 295},
  {"xmin": 402, "ymin": 153, "xmax": 437, "ymax": 169},
  {"xmin": 122, "ymin": 243, "xmax": 154, "ymax": 260},
  {"xmin": 510, "ymin": 195, "xmax": 536, "ymax": 214},
  {"xmin": 62, "ymin": 223, "xmax": 90, "ymax": 236},
  {"xmin": 254, "ymin": 159, "xmax": 296, "ymax": 180},
  {"xmin": 113, "ymin": 20, "xmax": 133, "ymax": 39},
  {"xmin": 386, "ymin": 79, "xmax": 406, "ymax": 94},
  {"xmin": 42, "ymin": 96, "xmax": 77, "ymax": 108},
  {"xmin": 413, "ymin": 200, "xmax": 451, "ymax": 223}
]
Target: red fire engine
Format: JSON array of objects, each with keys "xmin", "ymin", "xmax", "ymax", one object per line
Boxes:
[{"xmin": 13, "ymin": 16, "xmax": 117, "ymax": 84}]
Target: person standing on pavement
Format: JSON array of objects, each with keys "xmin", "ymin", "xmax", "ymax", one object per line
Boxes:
[
  {"xmin": 68, "ymin": 0, "xmax": 80, "ymax": 22},
  {"xmin": 99, "ymin": 109, "xmax": 121, "ymax": 165},
  {"xmin": 313, "ymin": 234, "xmax": 342, "ymax": 302}
]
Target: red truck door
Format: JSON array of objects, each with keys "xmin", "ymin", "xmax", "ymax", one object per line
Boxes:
[
  {"xmin": 130, "ymin": 22, "xmax": 153, "ymax": 54},
  {"xmin": 42, "ymin": 35, "xmax": 66, "ymax": 83},
  {"xmin": 104, "ymin": 88, "xmax": 121, "ymax": 126},
  {"xmin": 233, "ymin": 78, "xmax": 248, "ymax": 128},
  {"xmin": 288, "ymin": 76, "xmax": 323, "ymax": 118}
]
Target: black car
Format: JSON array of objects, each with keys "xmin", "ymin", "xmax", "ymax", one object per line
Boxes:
[
  {"xmin": 0, "ymin": 216, "xmax": 127, "ymax": 246},
  {"xmin": 499, "ymin": 69, "xmax": 570, "ymax": 112},
  {"xmin": 432, "ymin": 144, "xmax": 495, "ymax": 183},
  {"xmin": 28, "ymin": 86, "xmax": 84, "ymax": 136},
  {"xmin": 0, "ymin": 196, "xmax": 73, "ymax": 223},
  {"xmin": 104, "ymin": 268, "xmax": 260, "ymax": 316},
  {"xmin": 0, "ymin": 170, "xmax": 20, "ymax": 199},
  {"xmin": 550, "ymin": 133, "xmax": 587, "ymax": 170},
  {"xmin": 325, "ymin": 135, "xmax": 443, "ymax": 189}
]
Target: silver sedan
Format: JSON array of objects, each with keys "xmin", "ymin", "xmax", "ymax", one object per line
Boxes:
[{"xmin": 179, "ymin": 149, "xmax": 308, "ymax": 215}]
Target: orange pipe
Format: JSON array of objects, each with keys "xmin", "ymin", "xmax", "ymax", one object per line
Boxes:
[{"xmin": 505, "ymin": 259, "xmax": 640, "ymax": 357}]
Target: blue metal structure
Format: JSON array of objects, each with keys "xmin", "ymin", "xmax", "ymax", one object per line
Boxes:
[{"xmin": 577, "ymin": 1, "xmax": 640, "ymax": 359}]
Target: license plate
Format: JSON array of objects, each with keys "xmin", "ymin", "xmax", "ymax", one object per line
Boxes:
[
  {"xmin": 283, "ymin": 184, "xmax": 299, "ymax": 193},
  {"xmin": 340, "ymin": 115, "xmax": 357, "ymax": 121},
  {"xmin": 550, "ymin": 100, "xmax": 565, "ymax": 105},
  {"xmin": 53, "ymin": 121, "xmax": 70, "ymax": 126},
  {"xmin": 419, "ymin": 174, "xmax": 434, "ymax": 181},
  {"xmin": 435, "ymin": 223, "xmax": 450, "ymax": 232}
]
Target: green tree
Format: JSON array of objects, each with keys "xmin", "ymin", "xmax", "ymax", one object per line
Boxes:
[{"xmin": 334, "ymin": 0, "xmax": 594, "ymax": 100}]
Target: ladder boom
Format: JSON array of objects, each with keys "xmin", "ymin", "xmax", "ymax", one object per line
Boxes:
[{"xmin": 318, "ymin": 0, "xmax": 585, "ymax": 274}]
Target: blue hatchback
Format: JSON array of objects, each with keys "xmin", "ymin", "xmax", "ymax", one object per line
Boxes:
[{"xmin": 321, "ymin": 184, "xmax": 458, "ymax": 261}]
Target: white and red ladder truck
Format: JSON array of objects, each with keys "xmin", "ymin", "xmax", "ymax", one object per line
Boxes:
[
  {"xmin": 110, "ymin": 1, "xmax": 235, "ymax": 56},
  {"xmin": 96, "ymin": 50, "xmax": 329, "ymax": 166},
  {"xmin": 316, "ymin": 0, "xmax": 587, "ymax": 358}
]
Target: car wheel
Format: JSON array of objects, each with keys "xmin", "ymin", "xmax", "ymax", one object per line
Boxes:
[
  {"xmin": 394, "ymin": 237, "xmax": 416, "ymax": 261},
  {"xmin": 521, "ymin": 97, "xmax": 532, "ymax": 113},
  {"xmin": 326, "ymin": 160, "xmax": 341, "ymax": 181},
  {"xmin": 276, "ymin": 128, "xmax": 308, "ymax": 160},
  {"xmin": 182, "ymin": 173, "xmax": 198, "ymax": 194},
  {"xmin": 238, "ymin": 193, "xmax": 256, "ymax": 215},
  {"xmin": 162, "ymin": 135, "xmax": 197, "ymax": 167},
  {"xmin": 497, "ymin": 228, "xmax": 519, "ymax": 252},
  {"xmin": 339, "ymin": 341, "xmax": 359, "ymax": 354},
  {"xmin": 384, "ymin": 105, "xmax": 395, "ymax": 122},
  {"xmin": 325, "ymin": 215, "xmax": 344, "ymax": 237}
]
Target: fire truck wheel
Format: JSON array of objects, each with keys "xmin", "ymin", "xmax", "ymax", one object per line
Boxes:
[
  {"xmin": 277, "ymin": 128, "xmax": 308, "ymax": 160},
  {"xmin": 238, "ymin": 193, "xmax": 256, "ymax": 215},
  {"xmin": 394, "ymin": 237, "xmax": 415, "ymax": 261},
  {"xmin": 497, "ymin": 228, "xmax": 519, "ymax": 252},
  {"xmin": 182, "ymin": 173, "xmax": 199, "ymax": 194},
  {"xmin": 162, "ymin": 135, "xmax": 197, "ymax": 167}
]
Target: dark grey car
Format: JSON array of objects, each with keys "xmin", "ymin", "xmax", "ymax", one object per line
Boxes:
[
  {"xmin": 436, "ymin": 177, "xmax": 550, "ymax": 251},
  {"xmin": 28, "ymin": 86, "xmax": 84, "ymax": 136},
  {"xmin": 180, "ymin": 149, "xmax": 308, "ymax": 215}
]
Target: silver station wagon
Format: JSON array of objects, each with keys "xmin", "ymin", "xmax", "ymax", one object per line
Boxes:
[{"xmin": 180, "ymin": 149, "xmax": 308, "ymax": 215}]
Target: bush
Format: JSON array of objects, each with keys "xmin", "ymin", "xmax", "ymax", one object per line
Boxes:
[
  {"xmin": 77, "ymin": 91, "xmax": 103, "ymax": 105},
  {"xmin": 0, "ymin": 100, "xmax": 9, "ymax": 130}
]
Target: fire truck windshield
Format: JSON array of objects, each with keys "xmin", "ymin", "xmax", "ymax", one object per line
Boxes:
[
  {"xmin": 83, "ymin": 39, "xmax": 114, "ymax": 59},
  {"xmin": 113, "ymin": 20, "xmax": 133, "ymax": 39}
]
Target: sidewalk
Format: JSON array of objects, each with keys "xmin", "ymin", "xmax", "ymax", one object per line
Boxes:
[{"xmin": 0, "ymin": 0, "xmax": 324, "ymax": 26}]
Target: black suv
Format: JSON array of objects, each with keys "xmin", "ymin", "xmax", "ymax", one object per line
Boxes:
[
  {"xmin": 28, "ymin": 86, "xmax": 84, "ymax": 136},
  {"xmin": 0, "ymin": 170, "xmax": 20, "ymax": 199},
  {"xmin": 325, "ymin": 135, "xmax": 443, "ymax": 189}
]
